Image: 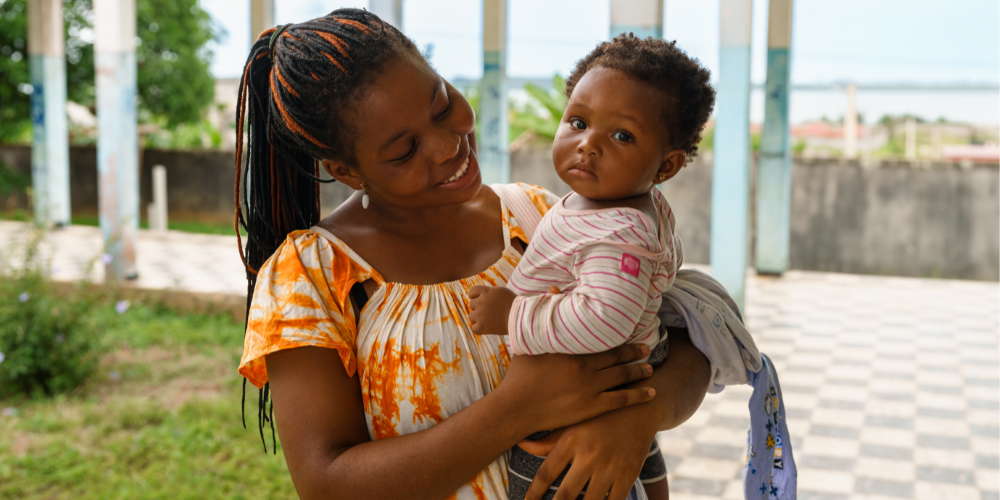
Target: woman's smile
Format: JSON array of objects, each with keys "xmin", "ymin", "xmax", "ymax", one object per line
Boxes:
[{"xmin": 436, "ymin": 149, "xmax": 480, "ymax": 190}]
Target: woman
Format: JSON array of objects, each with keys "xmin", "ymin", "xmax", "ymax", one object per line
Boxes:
[{"xmin": 236, "ymin": 9, "xmax": 712, "ymax": 500}]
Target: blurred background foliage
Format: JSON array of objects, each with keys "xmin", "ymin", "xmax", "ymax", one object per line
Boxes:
[{"xmin": 0, "ymin": 0, "xmax": 222, "ymax": 145}]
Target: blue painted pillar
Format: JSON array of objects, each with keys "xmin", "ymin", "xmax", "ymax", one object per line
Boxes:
[
  {"xmin": 610, "ymin": 0, "xmax": 663, "ymax": 39},
  {"xmin": 27, "ymin": 0, "xmax": 71, "ymax": 227},
  {"xmin": 370, "ymin": 0, "xmax": 403, "ymax": 29},
  {"xmin": 710, "ymin": 0, "xmax": 753, "ymax": 309},
  {"xmin": 755, "ymin": 0, "xmax": 794, "ymax": 275},
  {"xmin": 95, "ymin": 0, "xmax": 139, "ymax": 281},
  {"xmin": 480, "ymin": 0, "xmax": 510, "ymax": 185}
]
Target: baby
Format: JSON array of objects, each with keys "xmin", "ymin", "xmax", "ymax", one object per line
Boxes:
[{"xmin": 469, "ymin": 34, "xmax": 716, "ymax": 500}]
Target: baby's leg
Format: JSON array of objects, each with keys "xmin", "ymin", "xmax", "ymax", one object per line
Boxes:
[{"xmin": 642, "ymin": 477, "xmax": 669, "ymax": 500}]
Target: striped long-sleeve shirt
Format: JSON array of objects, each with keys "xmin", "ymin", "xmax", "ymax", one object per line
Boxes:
[{"xmin": 506, "ymin": 188, "xmax": 682, "ymax": 360}]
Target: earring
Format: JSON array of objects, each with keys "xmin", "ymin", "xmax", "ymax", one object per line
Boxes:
[
  {"xmin": 361, "ymin": 184, "xmax": 370, "ymax": 209},
  {"xmin": 656, "ymin": 174, "xmax": 668, "ymax": 183}
]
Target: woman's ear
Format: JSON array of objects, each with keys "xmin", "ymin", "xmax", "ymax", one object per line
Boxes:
[
  {"xmin": 655, "ymin": 149, "xmax": 687, "ymax": 184},
  {"xmin": 321, "ymin": 159, "xmax": 363, "ymax": 190}
]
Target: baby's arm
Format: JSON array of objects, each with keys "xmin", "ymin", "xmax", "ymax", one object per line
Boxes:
[{"xmin": 505, "ymin": 242, "xmax": 659, "ymax": 355}]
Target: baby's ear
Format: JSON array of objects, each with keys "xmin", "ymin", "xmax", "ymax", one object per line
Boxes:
[{"xmin": 655, "ymin": 149, "xmax": 687, "ymax": 184}]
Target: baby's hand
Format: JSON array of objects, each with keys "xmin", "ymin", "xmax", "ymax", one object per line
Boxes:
[{"xmin": 468, "ymin": 285, "xmax": 518, "ymax": 336}]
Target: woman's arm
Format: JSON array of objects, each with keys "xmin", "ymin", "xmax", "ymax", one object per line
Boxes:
[
  {"xmin": 520, "ymin": 327, "xmax": 711, "ymax": 500},
  {"xmin": 266, "ymin": 342, "xmax": 657, "ymax": 500}
]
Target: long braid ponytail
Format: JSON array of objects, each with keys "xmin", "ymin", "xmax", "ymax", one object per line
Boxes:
[{"xmin": 233, "ymin": 8, "xmax": 420, "ymax": 453}]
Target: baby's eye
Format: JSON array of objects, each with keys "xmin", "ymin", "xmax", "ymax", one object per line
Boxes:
[
  {"xmin": 570, "ymin": 118, "xmax": 587, "ymax": 130},
  {"xmin": 612, "ymin": 131, "xmax": 633, "ymax": 142}
]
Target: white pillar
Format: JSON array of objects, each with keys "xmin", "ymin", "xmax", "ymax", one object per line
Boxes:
[
  {"xmin": 610, "ymin": 0, "xmax": 663, "ymax": 39},
  {"xmin": 370, "ymin": 0, "xmax": 403, "ymax": 29},
  {"xmin": 27, "ymin": 0, "xmax": 71, "ymax": 227},
  {"xmin": 150, "ymin": 165, "xmax": 167, "ymax": 232},
  {"xmin": 843, "ymin": 83, "xmax": 858, "ymax": 159},
  {"xmin": 480, "ymin": 0, "xmax": 510, "ymax": 185},
  {"xmin": 710, "ymin": 0, "xmax": 754, "ymax": 309},
  {"xmin": 755, "ymin": 0, "xmax": 794, "ymax": 275},
  {"xmin": 95, "ymin": 0, "xmax": 139, "ymax": 281},
  {"xmin": 905, "ymin": 117, "xmax": 917, "ymax": 160},
  {"xmin": 250, "ymin": 0, "xmax": 275, "ymax": 45}
]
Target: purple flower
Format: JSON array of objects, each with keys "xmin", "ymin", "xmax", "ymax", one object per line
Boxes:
[
  {"xmin": 101, "ymin": 253, "xmax": 113, "ymax": 265},
  {"xmin": 1, "ymin": 408, "xmax": 16, "ymax": 417},
  {"xmin": 18, "ymin": 292, "xmax": 29, "ymax": 303},
  {"xmin": 115, "ymin": 300, "xmax": 130, "ymax": 314},
  {"xmin": 0, "ymin": 351, "xmax": 4, "ymax": 365}
]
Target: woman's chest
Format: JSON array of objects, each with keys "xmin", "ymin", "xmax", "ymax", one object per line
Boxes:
[{"xmin": 353, "ymin": 276, "xmax": 513, "ymax": 441}]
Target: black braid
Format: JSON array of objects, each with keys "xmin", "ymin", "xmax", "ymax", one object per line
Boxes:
[{"xmin": 233, "ymin": 8, "xmax": 421, "ymax": 454}]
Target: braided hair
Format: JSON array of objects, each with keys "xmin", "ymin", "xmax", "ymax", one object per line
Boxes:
[{"xmin": 234, "ymin": 8, "xmax": 419, "ymax": 453}]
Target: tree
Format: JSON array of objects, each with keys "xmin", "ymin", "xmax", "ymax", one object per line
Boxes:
[{"xmin": 0, "ymin": 0, "xmax": 221, "ymax": 144}]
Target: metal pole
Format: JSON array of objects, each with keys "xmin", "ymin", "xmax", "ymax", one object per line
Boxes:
[
  {"xmin": 480, "ymin": 0, "xmax": 510, "ymax": 185},
  {"xmin": 370, "ymin": 0, "xmax": 403, "ymax": 29},
  {"xmin": 754, "ymin": 0, "xmax": 794, "ymax": 275},
  {"xmin": 27, "ymin": 0, "xmax": 71, "ymax": 227},
  {"xmin": 710, "ymin": 0, "xmax": 753, "ymax": 309},
  {"xmin": 609, "ymin": 0, "xmax": 663, "ymax": 39},
  {"xmin": 95, "ymin": 0, "xmax": 139, "ymax": 281},
  {"xmin": 843, "ymin": 83, "xmax": 858, "ymax": 158},
  {"xmin": 250, "ymin": 0, "xmax": 275, "ymax": 45}
]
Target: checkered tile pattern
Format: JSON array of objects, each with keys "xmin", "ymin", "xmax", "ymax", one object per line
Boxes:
[
  {"xmin": 659, "ymin": 269, "xmax": 1000, "ymax": 500},
  {"xmin": 2, "ymin": 222, "xmax": 997, "ymax": 499}
]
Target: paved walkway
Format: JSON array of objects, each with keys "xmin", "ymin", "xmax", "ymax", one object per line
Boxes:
[{"xmin": 1, "ymin": 221, "xmax": 998, "ymax": 499}]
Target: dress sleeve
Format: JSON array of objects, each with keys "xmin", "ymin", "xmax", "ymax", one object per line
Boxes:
[
  {"xmin": 506, "ymin": 218, "xmax": 662, "ymax": 356},
  {"xmin": 238, "ymin": 230, "xmax": 370, "ymax": 388}
]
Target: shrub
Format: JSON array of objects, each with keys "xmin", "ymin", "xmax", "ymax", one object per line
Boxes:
[{"xmin": 0, "ymin": 256, "xmax": 100, "ymax": 399}]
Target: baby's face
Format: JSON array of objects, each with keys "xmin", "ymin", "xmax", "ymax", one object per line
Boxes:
[{"xmin": 552, "ymin": 67, "xmax": 680, "ymax": 201}]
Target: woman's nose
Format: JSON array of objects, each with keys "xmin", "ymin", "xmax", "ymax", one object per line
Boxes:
[{"xmin": 428, "ymin": 129, "xmax": 462, "ymax": 165}]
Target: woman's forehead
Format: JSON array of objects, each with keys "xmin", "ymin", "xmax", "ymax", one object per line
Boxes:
[{"xmin": 352, "ymin": 55, "xmax": 441, "ymax": 142}]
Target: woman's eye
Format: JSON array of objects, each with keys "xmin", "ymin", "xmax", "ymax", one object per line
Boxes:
[
  {"xmin": 570, "ymin": 119, "xmax": 586, "ymax": 130},
  {"xmin": 436, "ymin": 97, "xmax": 453, "ymax": 119},
  {"xmin": 612, "ymin": 131, "xmax": 633, "ymax": 142},
  {"xmin": 393, "ymin": 142, "xmax": 417, "ymax": 162}
]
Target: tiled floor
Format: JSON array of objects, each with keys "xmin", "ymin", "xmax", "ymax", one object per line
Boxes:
[
  {"xmin": 2, "ymin": 221, "xmax": 998, "ymax": 499},
  {"xmin": 659, "ymin": 271, "xmax": 1000, "ymax": 500}
]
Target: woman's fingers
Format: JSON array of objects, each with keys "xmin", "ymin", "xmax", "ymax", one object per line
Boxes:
[
  {"xmin": 597, "ymin": 387, "xmax": 656, "ymax": 414},
  {"xmin": 525, "ymin": 445, "xmax": 573, "ymax": 500},
  {"xmin": 517, "ymin": 428, "xmax": 565, "ymax": 457},
  {"xmin": 587, "ymin": 343, "xmax": 649, "ymax": 371},
  {"xmin": 596, "ymin": 361, "xmax": 653, "ymax": 392},
  {"xmin": 551, "ymin": 465, "xmax": 592, "ymax": 500},
  {"xmin": 581, "ymin": 475, "xmax": 614, "ymax": 500},
  {"xmin": 607, "ymin": 480, "xmax": 634, "ymax": 500}
]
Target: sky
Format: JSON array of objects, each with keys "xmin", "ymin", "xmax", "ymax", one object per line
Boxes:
[{"xmin": 201, "ymin": 0, "xmax": 1000, "ymax": 124}]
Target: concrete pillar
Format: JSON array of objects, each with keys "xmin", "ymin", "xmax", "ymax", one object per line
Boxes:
[
  {"xmin": 905, "ymin": 117, "xmax": 917, "ymax": 160},
  {"xmin": 370, "ymin": 0, "xmax": 403, "ymax": 29},
  {"xmin": 843, "ymin": 83, "xmax": 858, "ymax": 158},
  {"xmin": 755, "ymin": 0, "xmax": 793, "ymax": 275},
  {"xmin": 94, "ymin": 0, "xmax": 139, "ymax": 281},
  {"xmin": 149, "ymin": 165, "xmax": 167, "ymax": 232},
  {"xmin": 27, "ymin": 0, "xmax": 71, "ymax": 227},
  {"xmin": 480, "ymin": 0, "xmax": 510, "ymax": 185},
  {"xmin": 710, "ymin": 0, "xmax": 753, "ymax": 309},
  {"xmin": 610, "ymin": 0, "xmax": 663, "ymax": 38},
  {"xmin": 250, "ymin": 0, "xmax": 275, "ymax": 45}
]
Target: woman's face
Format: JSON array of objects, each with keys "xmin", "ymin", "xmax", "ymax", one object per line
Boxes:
[{"xmin": 326, "ymin": 54, "xmax": 481, "ymax": 210}]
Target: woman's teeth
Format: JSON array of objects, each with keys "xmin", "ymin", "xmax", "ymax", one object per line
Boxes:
[{"xmin": 444, "ymin": 158, "xmax": 470, "ymax": 183}]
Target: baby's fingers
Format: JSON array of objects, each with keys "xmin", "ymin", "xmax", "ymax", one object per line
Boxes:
[{"xmin": 468, "ymin": 285, "xmax": 489, "ymax": 299}]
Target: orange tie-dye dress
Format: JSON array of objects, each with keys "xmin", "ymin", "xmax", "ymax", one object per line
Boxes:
[{"xmin": 239, "ymin": 183, "xmax": 561, "ymax": 500}]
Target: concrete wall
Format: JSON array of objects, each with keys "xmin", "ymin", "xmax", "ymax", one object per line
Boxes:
[{"xmin": 2, "ymin": 146, "xmax": 997, "ymax": 280}]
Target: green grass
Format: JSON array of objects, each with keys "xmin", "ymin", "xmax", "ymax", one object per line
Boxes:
[
  {"xmin": 0, "ymin": 297, "xmax": 295, "ymax": 499},
  {"xmin": 0, "ymin": 211, "xmax": 244, "ymax": 236}
]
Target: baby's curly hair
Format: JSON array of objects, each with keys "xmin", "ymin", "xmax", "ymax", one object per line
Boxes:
[{"xmin": 565, "ymin": 33, "xmax": 716, "ymax": 161}]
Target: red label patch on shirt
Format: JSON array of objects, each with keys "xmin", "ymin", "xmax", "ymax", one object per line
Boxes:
[{"xmin": 621, "ymin": 253, "xmax": 640, "ymax": 277}]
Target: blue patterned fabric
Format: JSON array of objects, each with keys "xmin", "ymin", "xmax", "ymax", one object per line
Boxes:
[{"xmin": 743, "ymin": 353, "xmax": 797, "ymax": 499}]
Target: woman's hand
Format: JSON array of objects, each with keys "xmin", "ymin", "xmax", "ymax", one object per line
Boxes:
[
  {"xmin": 468, "ymin": 285, "xmax": 517, "ymax": 335},
  {"xmin": 518, "ymin": 412, "xmax": 656, "ymax": 500},
  {"xmin": 496, "ymin": 343, "xmax": 656, "ymax": 435}
]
